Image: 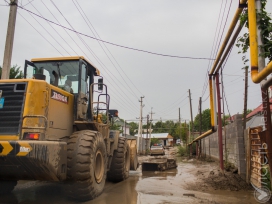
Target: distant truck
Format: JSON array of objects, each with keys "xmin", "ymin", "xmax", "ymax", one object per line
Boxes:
[
  {"xmin": 0, "ymin": 56, "xmax": 138, "ymax": 201},
  {"xmin": 176, "ymin": 139, "xmax": 181, "ymax": 145}
]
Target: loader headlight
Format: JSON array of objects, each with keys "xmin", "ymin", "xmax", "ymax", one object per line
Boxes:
[{"xmin": 24, "ymin": 133, "xmax": 40, "ymax": 140}]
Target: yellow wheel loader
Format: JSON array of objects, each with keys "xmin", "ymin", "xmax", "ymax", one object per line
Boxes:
[{"xmin": 0, "ymin": 56, "xmax": 138, "ymax": 201}]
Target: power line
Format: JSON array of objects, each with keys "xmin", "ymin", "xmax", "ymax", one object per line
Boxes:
[
  {"xmin": 71, "ymin": 0, "xmax": 140, "ymax": 100},
  {"xmin": 48, "ymin": 1, "xmax": 139, "ymax": 111},
  {"xmin": 27, "ymin": 0, "xmax": 79, "ymax": 55},
  {"xmin": 17, "ymin": 1, "xmax": 139, "ymax": 116},
  {"xmin": 17, "ymin": 5, "xmax": 215, "ymax": 61},
  {"xmin": 201, "ymin": 0, "xmax": 224, "ymax": 98},
  {"xmin": 222, "ymin": 83, "xmax": 232, "ymax": 118},
  {"xmin": 22, "ymin": 1, "xmax": 72, "ymax": 56},
  {"xmin": 17, "ymin": 12, "xmax": 63, "ymax": 56},
  {"xmin": 213, "ymin": 0, "xmax": 233, "ymax": 59}
]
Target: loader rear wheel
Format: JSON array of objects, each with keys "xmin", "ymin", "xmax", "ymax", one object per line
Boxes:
[
  {"xmin": 107, "ymin": 137, "xmax": 130, "ymax": 182},
  {"xmin": 66, "ymin": 130, "xmax": 107, "ymax": 201},
  {"xmin": 0, "ymin": 180, "xmax": 17, "ymax": 194}
]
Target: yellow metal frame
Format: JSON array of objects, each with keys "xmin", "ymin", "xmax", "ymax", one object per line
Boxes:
[
  {"xmin": 0, "ymin": 136, "xmax": 19, "ymax": 141},
  {"xmin": 248, "ymin": 0, "xmax": 272, "ymax": 83},
  {"xmin": 209, "ymin": 0, "xmax": 247, "ymax": 75},
  {"xmin": 209, "ymin": 76, "xmax": 215, "ymax": 127},
  {"xmin": 31, "ymin": 56, "xmax": 101, "ymax": 76}
]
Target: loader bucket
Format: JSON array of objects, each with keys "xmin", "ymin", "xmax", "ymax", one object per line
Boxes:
[
  {"xmin": 127, "ymin": 139, "xmax": 138, "ymax": 170},
  {"xmin": 142, "ymin": 156, "xmax": 177, "ymax": 171}
]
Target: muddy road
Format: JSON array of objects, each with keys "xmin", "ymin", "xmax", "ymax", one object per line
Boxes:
[{"xmin": 0, "ymin": 150, "xmax": 258, "ymax": 204}]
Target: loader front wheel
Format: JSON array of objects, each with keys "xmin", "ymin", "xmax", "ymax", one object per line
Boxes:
[
  {"xmin": 0, "ymin": 180, "xmax": 17, "ymax": 194},
  {"xmin": 66, "ymin": 130, "xmax": 107, "ymax": 201},
  {"xmin": 107, "ymin": 137, "xmax": 130, "ymax": 182}
]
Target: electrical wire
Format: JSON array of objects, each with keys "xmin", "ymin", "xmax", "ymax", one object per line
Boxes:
[
  {"xmin": 201, "ymin": 0, "xmax": 224, "ymax": 98},
  {"xmin": 213, "ymin": 0, "xmax": 233, "ymax": 59},
  {"xmin": 27, "ymin": 0, "xmax": 79, "ymax": 55},
  {"xmin": 17, "ymin": 2, "xmax": 139, "ymax": 116},
  {"xmin": 17, "ymin": 5, "xmax": 215, "ymax": 61},
  {"xmin": 22, "ymin": 1, "xmax": 72, "ymax": 56},
  {"xmin": 71, "ymin": 0, "xmax": 140, "ymax": 101},
  {"xmin": 17, "ymin": 12, "xmax": 63, "ymax": 56},
  {"xmin": 47, "ymin": 1, "xmax": 139, "ymax": 111}
]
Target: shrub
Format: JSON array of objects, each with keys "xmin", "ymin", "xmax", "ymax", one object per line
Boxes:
[{"xmin": 177, "ymin": 145, "xmax": 187, "ymax": 156}]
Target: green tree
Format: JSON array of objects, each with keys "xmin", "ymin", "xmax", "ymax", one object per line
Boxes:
[
  {"xmin": 174, "ymin": 122, "xmax": 187, "ymax": 143},
  {"xmin": 243, "ymin": 109, "xmax": 252, "ymax": 115},
  {"xmin": 194, "ymin": 108, "xmax": 212, "ymax": 132},
  {"xmin": 110, "ymin": 123, "xmax": 121, "ymax": 131},
  {"xmin": 236, "ymin": 0, "xmax": 272, "ymax": 65},
  {"xmin": 153, "ymin": 120, "xmax": 164, "ymax": 133},
  {"xmin": 222, "ymin": 114, "xmax": 231, "ymax": 126},
  {"xmin": 0, "ymin": 65, "xmax": 23, "ymax": 79},
  {"xmin": 128, "ymin": 122, "xmax": 138, "ymax": 136},
  {"xmin": 150, "ymin": 138, "xmax": 159, "ymax": 146}
]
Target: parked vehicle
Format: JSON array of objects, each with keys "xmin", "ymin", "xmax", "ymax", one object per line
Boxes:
[{"xmin": 150, "ymin": 145, "xmax": 165, "ymax": 156}]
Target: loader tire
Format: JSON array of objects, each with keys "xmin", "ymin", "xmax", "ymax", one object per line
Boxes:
[
  {"xmin": 107, "ymin": 137, "xmax": 130, "ymax": 182},
  {"xmin": 0, "ymin": 180, "xmax": 17, "ymax": 194},
  {"xmin": 66, "ymin": 130, "xmax": 107, "ymax": 201}
]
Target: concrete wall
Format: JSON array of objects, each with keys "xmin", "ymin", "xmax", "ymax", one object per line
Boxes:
[{"xmin": 201, "ymin": 114, "xmax": 246, "ymax": 179}]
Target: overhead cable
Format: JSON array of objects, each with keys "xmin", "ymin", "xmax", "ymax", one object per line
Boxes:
[{"xmin": 18, "ymin": 5, "xmax": 215, "ymax": 61}]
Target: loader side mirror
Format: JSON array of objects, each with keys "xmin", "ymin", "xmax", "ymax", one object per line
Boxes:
[{"xmin": 98, "ymin": 78, "xmax": 103, "ymax": 91}]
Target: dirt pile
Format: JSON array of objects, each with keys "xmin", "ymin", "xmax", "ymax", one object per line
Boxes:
[{"xmin": 186, "ymin": 160, "xmax": 252, "ymax": 192}]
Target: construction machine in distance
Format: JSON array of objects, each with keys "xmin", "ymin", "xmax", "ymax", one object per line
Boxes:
[{"xmin": 0, "ymin": 56, "xmax": 138, "ymax": 201}]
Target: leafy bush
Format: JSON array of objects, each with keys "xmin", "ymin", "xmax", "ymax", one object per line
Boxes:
[{"xmin": 177, "ymin": 145, "xmax": 187, "ymax": 156}]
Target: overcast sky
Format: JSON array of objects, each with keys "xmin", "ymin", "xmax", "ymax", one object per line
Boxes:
[{"xmin": 0, "ymin": 0, "xmax": 271, "ymax": 123}]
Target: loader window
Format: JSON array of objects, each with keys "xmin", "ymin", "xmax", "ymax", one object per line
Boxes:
[{"xmin": 27, "ymin": 60, "xmax": 80, "ymax": 93}]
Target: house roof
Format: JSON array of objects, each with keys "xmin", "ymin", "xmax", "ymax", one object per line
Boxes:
[
  {"xmin": 246, "ymin": 98, "xmax": 272, "ymax": 119},
  {"xmin": 246, "ymin": 115, "xmax": 265, "ymax": 129},
  {"xmin": 135, "ymin": 133, "xmax": 173, "ymax": 139}
]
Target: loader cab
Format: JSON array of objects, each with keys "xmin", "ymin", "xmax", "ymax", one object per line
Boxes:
[{"xmin": 23, "ymin": 56, "xmax": 106, "ymax": 123}]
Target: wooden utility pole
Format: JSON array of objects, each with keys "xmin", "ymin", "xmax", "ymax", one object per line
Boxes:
[
  {"xmin": 199, "ymin": 97, "xmax": 202, "ymax": 157},
  {"xmin": 1, "ymin": 0, "xmax": 18, "ymax": 79},
  {"xmin": 137, "ymin": 96, "xmax": 144, "ymax": 153},
  {"xmin": 179, "ymin": 108, "xmax": 181, "ymax": 142},
  {"xmin": 215, "ymin": 74, "xmax": 224, "ymax": 171},
  {"xmin": 149, "ymin": 107, "xmax": 155, "ymax": 140},
  {"xmin": 188, "ymin": 89, "xmax": 194, "ymax": 136},
  {"xmin": 243, "ymin": 67, "xmax": 248, "ymax": 130},
  {"xmin": 199, "ymin": 97, "xmax": 202, "ymax": 135}
]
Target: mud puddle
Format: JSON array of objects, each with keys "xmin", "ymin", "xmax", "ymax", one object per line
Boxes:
[
  {"xmin": 89, "ymin": 155, "xmax": 257, "ymax": 204},
  {"xmin": 0, "ymin": 152, "xmax": 260, "ymax": 204}
]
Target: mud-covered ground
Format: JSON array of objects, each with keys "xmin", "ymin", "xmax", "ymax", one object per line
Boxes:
[
  {"xmin": 186, "ymin": 159, "xmax": 252, "ymax": 192},
  {"xmin": 0, "ymin": 147, "xmax": 262, "ymax": 204}
]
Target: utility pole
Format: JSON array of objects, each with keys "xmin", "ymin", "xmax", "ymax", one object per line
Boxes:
[
  {"xmin": 199, "ymin": 97, "xmax": 202, "ymax": 157},
  {"xmin": 199, "ymin": 97, "xmax": 202, "ymax": 135},
  {"xmin": 1, "ymin": 0, "xmax": 18, "ymax": 80},
  {"xmin": 137, "ymin": 96, "xmax": 144, "ymax": 153},
  {"xmin": 124, "ymin": 120, "xmax": 126, "ymax": 137},
  {"xmin": 188, "ymin": 89, "xmax": 194, "ymax": 137},
  {"xmin": 243, "ymin": 67, "xmax": 248, "ymax": 130},
  {"xmin": 145, "ymin": 114, "xmax": 149, "ymax": 153},
  {"xmin": 179, "ymin": 108, "xmax": 181, "ymax": 143},
  {"xmin": 148, "ymin": 108, "xmax": 154, "ymax": 148},
  {"xmin": 215, "ymin": 73, "xmax": 224, "ymax": 171}
]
